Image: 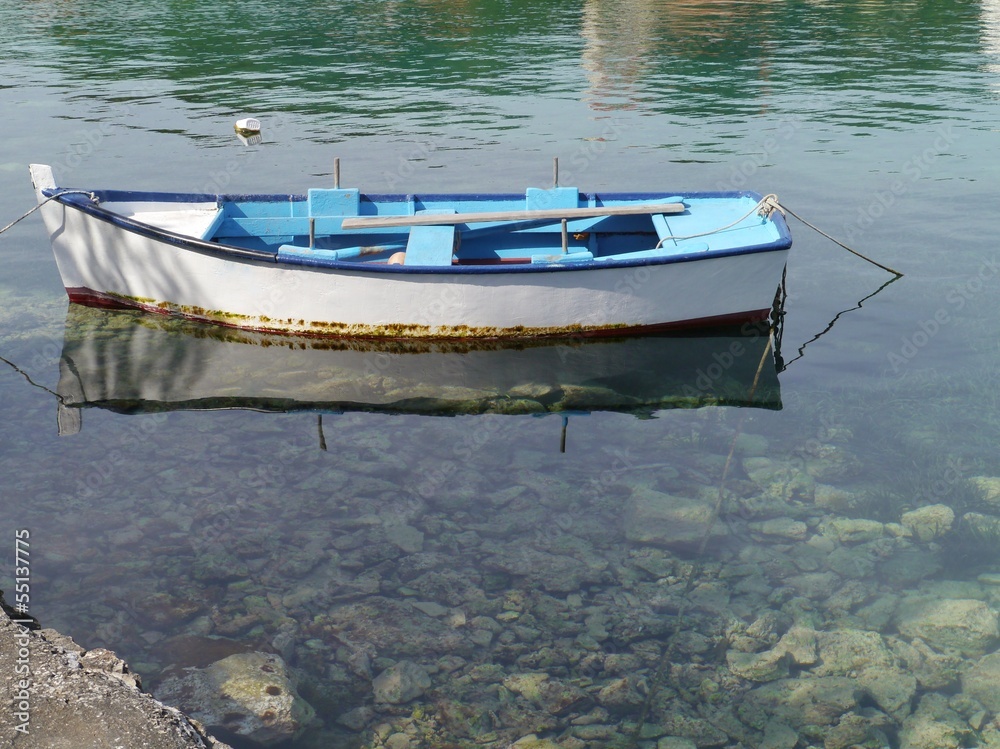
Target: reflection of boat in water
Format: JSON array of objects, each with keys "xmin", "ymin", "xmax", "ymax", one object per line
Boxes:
[{"xmin": 55, "ymin": 304, "xmax": 781, "ymax": 434}]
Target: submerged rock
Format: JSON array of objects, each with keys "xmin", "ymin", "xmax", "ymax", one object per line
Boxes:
[
  {"xmin": 893, "ymin": 596, "xmax": 999, "ymax": 656},
  {"xmin": 155, "ymin": 652, "xmax": 316, "ymax": 746},
  {"xmin": 504, "ymin": 672, "xmax": 589, "ymax": 715},
  {"xmin": 818, "ymin": 517, "xmax": 884, "ymax": 544},
  {"xmin": 898, "ymin": 693, "xmax": 967, "ymax": 749},
  {"xmin": 739, "ymin": 677, "xmax": 861, "ymax": 730},
  {"xmin": 900, "ymin": 504, "xmax": 955, "ymax": 542},
  {"xmin": 969, "ymin": 476, "xmax": 1000, "ymax": 508},
  {"xmin": 372, "ymin": 660, "xmax": 431, "ymax": 704},
  {"xmin": 624, "ymin": 487, "xmax": 729, "ymax": 550},
  {"xmin": 726, "ymin": 648, "xmax": 789, "ymax": 682},
  {"xmin": 961, "ymin": 652, "xmax": 1000, "ymax": 712},
  {"xmin": 748, "ymin": 518, "xmax": 809, "ymax": 541},
  {"xmin": 743, "ymin": 457, "xmax": 816, "ymax": 505}
]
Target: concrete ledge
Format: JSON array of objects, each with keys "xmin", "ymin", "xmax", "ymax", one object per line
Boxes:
[{"xmin": 0, "ymin": 593, "xmax": 231, "ymax": 749}]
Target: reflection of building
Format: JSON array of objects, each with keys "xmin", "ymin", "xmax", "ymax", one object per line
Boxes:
[
  {"xmin": 982, "ymin": 0, "xmax": 1000, "ymax": 91},
  {"xmin": 580, "ymin": 0, "xmax": 660, "ymax": 111},
  {"xmin": 579, "ymin": 0, "xmax": 771, "ymax": 111}
]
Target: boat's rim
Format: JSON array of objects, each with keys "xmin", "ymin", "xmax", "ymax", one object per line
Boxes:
[{"xmin": 42, "ymin": 187, "xmax": 793, "ymax": 274}]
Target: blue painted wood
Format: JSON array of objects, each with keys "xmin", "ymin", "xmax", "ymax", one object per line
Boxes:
[
  {"xmin": 404, "ymin": 226, "xmax": 457, "ymax": 266},
  {"xmin": 50, "ymin": 187, "xmax": 790, "ymax": 271},
  {"xmin": 308, "ymin": 188, "xmax": 361, "ymax": 216},
  {"xmin": 525, "ymin": 187, "xmax": 579, "ymax": 211},
  {"xmin": 404, "ymin": 210, "xmax": 458, "ymax": 266},
  {"xmin": 530, "ymin": 251, "xmax": 595, "ymax": 264},
  {"xmin": 200, "ymin": 209, "xmax": 227, "ymax": 240},
  {"xmin": 277, "ymin": 243, "xmax": 404, "ymax": 267},
  {"xmin": 218, "ymin": 216, "xmax": 393, "ymax": 237},
  {"xmin": 651, "ymin": 213, "xmax": 673, "ymax": 244}
]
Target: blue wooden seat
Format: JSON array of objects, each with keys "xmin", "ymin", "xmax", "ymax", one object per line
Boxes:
[{"xmin": 404, "ymin": 210, "xmax": 458, "ymax": 267}]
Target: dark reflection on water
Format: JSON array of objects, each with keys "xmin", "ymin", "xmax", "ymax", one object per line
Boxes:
[{"xmin": 54, "ymin": 305, "xmax": 781, "ymax": 427}]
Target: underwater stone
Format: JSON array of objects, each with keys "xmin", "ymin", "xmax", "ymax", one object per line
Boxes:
[
  {"xmin": 813, "ymin": 484, "xmax": 861, "ymax": 513},
  {"xmin": 900, "ymin": 504, "xmax": 955, "ymax": 542},
  {"xmin": 969, "ymin": 476, "xmax": 1000, "ymax": 508},
  {"xmin": 481, "ymin": 545, "xmax": 602, "ymax": 593},
  {"xmin": 319, "ymin": 597, "xmax": 474, "ymax": 658},
  {"xmin": 759, "ymin": 719, "xmax": 798, "ymax": 749},
  {"xmin": 596, "ymin": 676, "xmax": 645, "ymax": 711},
  {"xmin": 652, "ymin": 712, "xmax": 729, "ymax": 747},
  {"xmin": 857, "ymin": 667, "xmax": 917, "ymax": 721},
  {"xmin": 961, "ymin": 511, "xmax": 1000, "ymax": 536},
  {"xmin": 504, "ymin": 671, "xmax": 588, "ymax": 715},
  {"xmin": 961, "ymin": 652, "xmax": 1000, "ymax": 711},
  {"xmin": 383, "ymin": 522, "xmax": 424, "ymax": 553},
  {"xmin": 898, "ymin": 693, "xmax": 966, "ymax": 749},
  {"xmin": 154, "ymin": 652, "xmax": 316, "ymax": 746},
  {"xmin": 657, "ymin": 738, "xmax": 697, "ymax": 749},
  {"xmin": 889, "ymin": 637, "xmax": 965, "ymax": 691},
  {"xmin": 822, "ymin": 710, "xmax": 894, "ymax": 749},
  {"xmin": 773, "ymin": 626, "xmax": 818, "ymax": 666},
  {"xmin": 372, "ymin": 660, "xmax": 431, "ymax": 704},
  {"xmin": 818, "ymin": 517, "xmax": 884, "ymax": 544},
  {"xmin": 624, "ymin": 487, "xmax": 730, "ymax": 550},
  {"xmin": 726, "ymin": 649, "xmax": 789, "ymax": 682},
  {"xmin": 784, "ymin": 571, "xmax": 841, "ymax": 601},
  {"xmin": 894, "ymin": 596, "xmax": 999, "ymax": 657},
  {"xmin": 743, "ymin": 456, "xmax": 816, "ymax": 503},
  {"xmin": 813, "ymin": 629, "xmax": 894, "ymax": 676},
  {"xmin": 748, "ymin": 518, "xmax": 809, "ymax": 541},
  {"xmin": 739, "ymin": 677, "xmax": 860, "ymax": 729},
  {"xmin": 509, "ymin": 735, "xmax": 561, "ymax": 749}
]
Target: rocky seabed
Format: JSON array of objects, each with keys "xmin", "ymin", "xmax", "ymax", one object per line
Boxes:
[{"xmin": 22, "ymin": 417, "xmax": 1000, "ymax": 749}]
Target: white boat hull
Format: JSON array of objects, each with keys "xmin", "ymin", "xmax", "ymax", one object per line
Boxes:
[{"xmin": 31, "ymin": 165, "xmax": 789, "ymax": 339}]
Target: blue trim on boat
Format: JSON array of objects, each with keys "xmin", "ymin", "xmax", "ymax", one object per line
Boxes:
[{"xmin": 44, "ymin": 187, "xmax": 792, "ymax": 274}]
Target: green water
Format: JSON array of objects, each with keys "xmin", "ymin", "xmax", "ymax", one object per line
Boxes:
[{"xmin": 4, "ymin": 1, "xmax": 1000, "ymax": 747}]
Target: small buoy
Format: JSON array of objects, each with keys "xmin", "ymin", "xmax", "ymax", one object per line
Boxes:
[{"xmin": 234, "ymin": 117, "xmax": 261, "ymax": 136}]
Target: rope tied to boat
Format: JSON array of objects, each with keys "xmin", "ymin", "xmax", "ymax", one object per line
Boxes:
[
  {"xmin": 654, "ymin": 192, "xmax": 902, "ymax": 277},
  {"xmin": 757, "ymin": 193, "xmax": 784, "ymax": 219},
  {"xmin": 0, "ymin": 190, "xmax": 100, "ymax": 238}
]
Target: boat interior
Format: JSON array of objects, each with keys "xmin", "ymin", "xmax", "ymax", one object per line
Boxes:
[{"xmin": 108, "ymin": 186, "xmax": 782, "ymax": 268}]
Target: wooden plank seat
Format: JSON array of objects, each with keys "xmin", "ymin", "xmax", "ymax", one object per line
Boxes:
[{"xmin": 403, "ymin": 210, "xmax": 458, "ymax": 267}]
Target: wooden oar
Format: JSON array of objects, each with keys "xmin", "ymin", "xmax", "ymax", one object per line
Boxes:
[{"xmin": 340, "ymin": 202, "xmax": 686, "ymax": 230}]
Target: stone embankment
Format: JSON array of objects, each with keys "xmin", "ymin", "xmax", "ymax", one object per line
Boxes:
[{"xmin": 0, "ymin": 594, "xmax": 231, "ymax": 749}]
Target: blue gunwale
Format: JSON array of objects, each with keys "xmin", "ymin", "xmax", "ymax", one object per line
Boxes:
[{"xmin": 44, "ymin": 187, "xmax": 792, "ymax": 274}]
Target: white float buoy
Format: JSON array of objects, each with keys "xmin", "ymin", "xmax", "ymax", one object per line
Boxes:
[{"xmin": 234, "ymin": 117, "xmax": 261, "ymax": 135}]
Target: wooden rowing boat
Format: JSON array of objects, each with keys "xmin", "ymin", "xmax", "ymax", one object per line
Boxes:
[{"xmin": 29, "ymin": 164, "xmax": 791, "ymax": 339}]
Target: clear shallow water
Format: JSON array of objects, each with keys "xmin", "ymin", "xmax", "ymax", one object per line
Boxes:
[{"xmin": 5, "ymin": 1, "xmax": 1000, "ymax": 747}]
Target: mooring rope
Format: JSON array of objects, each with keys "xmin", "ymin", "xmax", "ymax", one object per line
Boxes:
[
  {"xmin": 655, "ymin": 193, "xmax": 903, "ymax": 277},
  {"xmin": 0, "ymin": 191, "xmax": 99, "ymax": 237}
]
